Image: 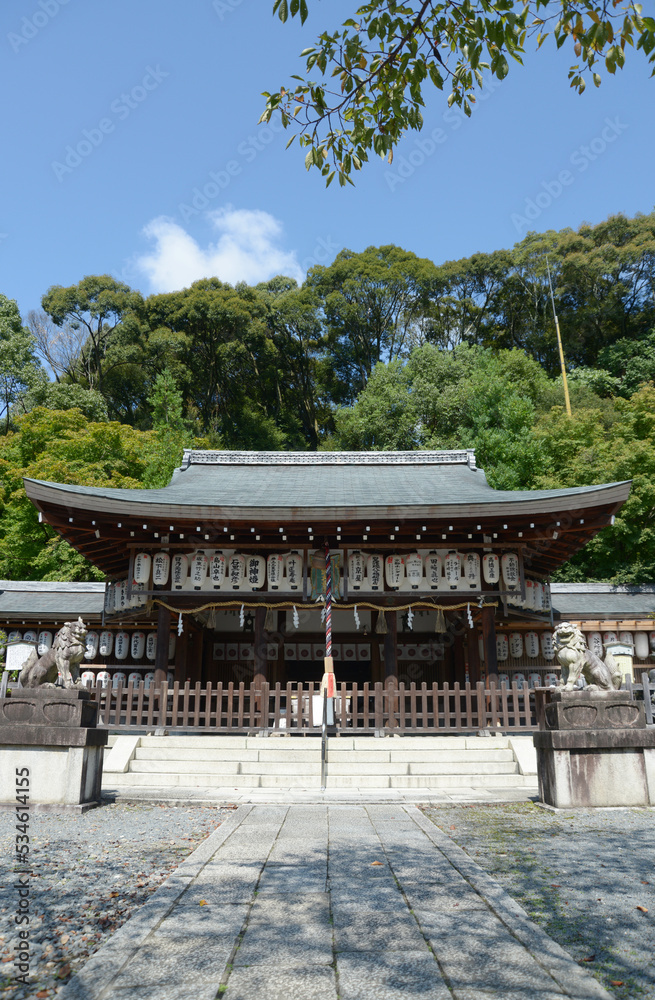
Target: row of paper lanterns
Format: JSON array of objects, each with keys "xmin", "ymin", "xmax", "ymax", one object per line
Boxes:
[
  {"xmin": 495, "ymin": 672, "xmax": 559, "ymax": 689},
  {"xmin": 80, "ymin": 670, "xmax": 174, "ymax": 689},
  {"xmin": 127, "ymin": 548, "xmax": 548, "ymax": 599},
  {"xmin": 6, "ymin": 629, "xmax": 175, "ymax": 662},
  {"xmin": 587, "ymin": 630, "xmax": 655, "ymax": 659},
  {"xmin": 490, "ymin": 632, "xmax": 555, "ymax": 661}
]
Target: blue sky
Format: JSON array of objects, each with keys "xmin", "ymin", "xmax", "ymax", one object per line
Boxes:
[{"xmin": 1, "ymin": 0, "xmax": 654, "ymax": 317}]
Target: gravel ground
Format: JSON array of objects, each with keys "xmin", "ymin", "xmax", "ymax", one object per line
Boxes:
[
  {"xmin": 0, "ymin": 802, "xmax": 233, "ymax": 999},
  {"xmin": 423, "ymin": 802, "xmax": 655, "ymax": 1000}
]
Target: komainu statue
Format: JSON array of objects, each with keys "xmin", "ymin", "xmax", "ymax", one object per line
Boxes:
[
  {"xmin": 553, "ymin": 621, "xmax": 622, "ymax": 692},
  {"xmin": 19, "ymin": 618, "xmax": 88, "ymax": 689}
]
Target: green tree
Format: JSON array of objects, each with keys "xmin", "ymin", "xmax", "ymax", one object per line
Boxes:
[
  {"xmin": 0, "ymin": 295, "xmax": 43, "ymax": 433},
  {"xmin": 263, "ymin": 1, "xmax": 655, "ymax": 184}
]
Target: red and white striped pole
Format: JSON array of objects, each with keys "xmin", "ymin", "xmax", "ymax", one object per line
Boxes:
[{"xmin": 321, "ymin": 538, "xmax": 336, "ymax": 698}]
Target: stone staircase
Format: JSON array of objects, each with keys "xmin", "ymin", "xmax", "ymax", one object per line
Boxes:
[{"xmin": 102, "ymin": 734, "xmax": 537, "ymax": 792}]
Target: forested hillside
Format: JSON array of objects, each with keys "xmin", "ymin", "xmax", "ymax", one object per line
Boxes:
[{"xmin": 1, "ymin": 211, "xmax": 654, "ymax": 583}]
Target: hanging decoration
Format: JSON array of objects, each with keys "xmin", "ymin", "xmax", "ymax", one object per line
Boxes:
[
  {"xmin": 375, "ymin": 610, "xmax": 387, "ymax": 634},
  {"xmin": 444, "ymin": 551, "xmax": 461, "ymax": 589},
  {"xmin": 426, "ymin": 552, "xmax": 441, "ymax": 590},
  {"xmin": 406, "ymin": 606, "xmax": 414, "ymax": 631},
  {"xmin": 464, "ymin": 553, "xmax": 481, "ymax": 589},
  {"xmin": 540, "ymin": 632, "xmax": 555, "ymax": 660},
  {"xmin": 353, "ymin": 605, "xmax": 360, "ymax": 631},
  {"xmin": 533, "ymin": 581, "xmax": 545, "ymax": 611},
  {"xmin": 509, "ymin": 632, "xmax": 524, "ymax": 659},
  {"xmin": 152, "ymin": 552, "xmax": 171, "ymax": 587},
  {"xmin": 525, "ymin": 631, "xmax": 540, "ymax": 657},
  {"xmin": 367, "ymin": 554, "xmax": 383, "ymax": 591},
  {"xmin": 385, "ymin": 554, "xmax": 405, "ymax": 590},
  {"xmin": 239, "ymin": 604, "xmax": 245, "ymax": 629},
  {"xmin": 348, "ymin": 550, "xmax": 366, "ymax": 591},
  {"xmin": 99, "ymin": 631, "xmax": 114, "ymax": 657},
  {"xmin": 501, "ymin": 553, "xmax": 520, "ymax": 590},
  {"xmin": 285, "ymin": 552, "xmax": 302, "ymax": 592},
  {"xmin": 466, "ymin": 603, "xmax": 473, "ymax": 629},
  {"xmin": 146, "ymin": 632, "xmax": 157, "ymax": 661},
  {"xmin": 172, "ymin": 554, "xmax": 189, "ymax": 590},
  {"xmin": 84, "ymin": 632, "xmax": 99, "ymax": 661},
  {"xmin": 634, "ymin": 632, "xmax": 649, "ymax": 659},
  {"xmin": 496, "ymin": 633, "xmax": 509, "ymax": 661},
  {"xmin": 246, "ymin": 554, "xmax": 266, "ymax": 589},
  {"xmin": 264, "ymin": 607, "xmax": 275, "ymax": 631},
  {"xmin": 210, "ymin": 552, "xmax": 226, "ymax": 589},
  {"xmin": 131, "ymin": 631, "xmax": 145, "ymax": 660},
  {"xmin": 228, "ymin": 553, "xmax": 246, "ymax": 590},
  {"xmin": 37, "ymin": 631, "xmax": 53, "ymax": 656},
  {"xmin": 177, "ymin": 612, "xmax": 184, "ymax": 636},
  {"xmin": 405, "ymin": 553, "xmax": 423, "ymax": 590},
  {"xmin": 114, "ymin": 631, "xmax": 129, "ymax": 660},
  {"xmin": 191, "ymin": 551, "xmax": 208, "ymax": 590},
  {"xmin": 482, "ymin": 553, "xmax": 500, "ymax": 584},
  {"xmin": 267, "ymin": 553, "xmax": 284, "ymax": 590},
  {"xmin": 293, "ymin": 605, "xmax": 300, "ymax": 629},
  {"xmin": 321, "ymin": 539, "xmax": 336, "ymax": 698},
  {"xmin": 435, "ymin": 608, "xmax": 446, "ymax": 633},
  {"xmin": 133, "ymin": 553, "xmax": 152, "ymax": 585},
  {"xmin": 587, "ymin": 631, "xmax": 603, "ymax": 658}
]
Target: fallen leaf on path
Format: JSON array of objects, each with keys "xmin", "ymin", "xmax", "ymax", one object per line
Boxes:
[
  {"xmin": 56, "ymin": 963, "xmax": 71, "ymax": 979},
  {"xmin": 610, "ymin": 981, "xmax": 624, "ymax": 987},
  {"xmin": 370, "ymin": 861, "xmax": 384, "ymax": 866},
  {"xmin": 199, "ymin": 899, "xmax": 208, "ymax": 906},
  {"xmin": 580, "ymin": 955, "xmax": 595, "ymax": 963},
  {"xmin": 636, "ymin": 906, "xmax": 648, "ymax": 913}
]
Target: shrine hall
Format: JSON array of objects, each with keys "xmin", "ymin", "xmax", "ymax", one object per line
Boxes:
[{"xmin": 17, "ymin": 448, "xmax": 634, "ymax": 709}]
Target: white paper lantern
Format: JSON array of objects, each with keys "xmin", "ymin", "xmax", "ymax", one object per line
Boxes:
[
  {"xmin": 367, "ymin": 554, "xmax": 383, "ymax": 591},
  {"xmin": 168, "ymin": 633, "xmax": 176, "ymax": 659},
  {"xmin": 540, "ymin": 632, "xmax": 555, "ymax": 660},
  {"xmin": 146, "ymin": 632, "xmax": 157, "ymax": 661},
  {"xmin": 587, "ymin": 631, "xmax": 604, "ymax": 658},
  {"xmin": 444, "ymin": 551, "xmax": 461, "ymax": 589},
  {"xmin": 482, "ymin": 553, "xmax": 500, "ymax": 584},
  {"xmin": 171, "ymin": 554, "xmax": 189, "ymax": 590},
  {"xmin": 509, "ymin": 632, "xmax": 524, "ymax": 659},
  {"xmin": 116, "ymin": 580, "xmax": 128, "ymax": 612},
  {"xmin": 37, "ymin": 631, "xmax": 53, "ymax": 656},
  {"xmin": 22, "ymin": 630, "xmax": 37, "ymax": 644},
  {"xmin": 405, "ymin": 552, "xmax": 423, "ymax": 590},
  {"xmin": 84, "ymin": 631, "xmax": 99, "ymax": 661},
  {"xmin": 349, "ymin": 550, "xmax": 366, "ymax": 591},
  {"xmin": 190, "ymin": 551, "xmax": 208, "ymax": 590},
  {"xmin": 131, "ymin": 582, "xmax": 147, "ymax": 608},
  {"xmin": 426, "ymin": 552, "xmax": 441, "ymax": 590},
  {"xmin": 245, "ymin": 554, "xmax": 266, "ymax": 589},
  {"xmin": 528, "ymin": 672, "xmax": 542, "ymax": 689},
  {"xmin": 501, "ymin": 552, "xmax": 520, "ymax": 590},
  {"xmin": 7, "ymin": 630, "xmax": 22, "ymax": 644},
  {"xmin": 209, "ymin": 551, "xmax": 225, "ymax": 588},
  {"xmin": 385, "ymin": 554, "xmax": 405, "ymax": 589},
  {"xmin": 81, "ymin": 670, "xmax": 96, "ymax": 687},
  {"xmin": 104, "ymin": 583, "xmax": 115, "ymax": 615},
  {"xmin": 619, "ymin": 631, "xmax": 634, "ymax": 647},
  {"xmin": 96, "ymin": 670, "xmax": 111, "ymax": 689},
  {"xmin": 131, "ymin": 631, "xmax": 145, "ymax": 659},
  {"xmin": 114, "ymin": 631, "xmax": 129, "ymax": 660},
  {"xmin": 112, "ymin": 671, "xmax": 126, "ymax": 688},
  {"xmin": 525, "ymin": 631, "xmax": 540, "ymax": 657},
  {"xmin": 603, "ymin": 630, "xmax": 617, "ymax": 645},
  {"xmin": 99, "ymin": 631, "xmax": 113, "ymax": 657},
  {"xmin": 128, "ymin": 671, "xmax": 142, "ymax": 686},
  {"xmin": 634, "ymin": 632, "xmax": 649, "ymax": 659},
  {"xmin": 464, "ymin": 552, "xmax": 481, "ymax": 589},
  {"xmin": 152, "ymin": 552, "xmax": 170, "ymax": 587},
  {"xmin": 513, "ymin": 672, "xmax": 527, "ymax": 689},
  {"xmin": 496, "ymin": 633, "xmax": 508, "ymax": 661},
  {"xmin": 542, "ymin": 583, "xmax": 552, "ymax": 612},
  {"xmin": 133, "ymin": 552, "xmax": 151, "ymax": 585},
  {"xmin": 497, "ymin": 673, "xmax": 509, "ymax": 687},
  {"xmin": 285, "ymin": 552, "xmax": 302, "ymax": 591},
  {"xmin": 144, "ymin": 671, "xmax": 155, "ymax": 690},
  {"xmin": 167, "ymin": 671, "xmax": 175, "ymax": 687},
  {"xmin": 545, "ymin": 672, "xmax": 559, "ymax": 687},
  {"xmin": 267, "ymin": 553, "xmax": 284, "ymax": 590},
  {"xmin": 227, "ymin": 553, "xmax": 245, "ymax": 589},
  {"xmin": 533, "ymin": 582, "xmax": 545, "ymax": 611}
]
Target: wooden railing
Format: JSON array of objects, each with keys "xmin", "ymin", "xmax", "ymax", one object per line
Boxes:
[{"xmin": 88, "ymin": 676, "xmax": 655, "ymax": 732}]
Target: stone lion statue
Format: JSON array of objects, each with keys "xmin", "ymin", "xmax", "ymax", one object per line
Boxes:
[
  {"xmin": 19, "ymin": 618, "xmax": 88, "ymax": 689},
  {"xmin": 553, "ymin": 621, "xmax": 622, "ymax": 692}
]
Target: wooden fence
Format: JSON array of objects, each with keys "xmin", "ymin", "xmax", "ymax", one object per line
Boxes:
[{"xmin": 87, "ymin": 675, "xmax": 655, "ymax": 733}]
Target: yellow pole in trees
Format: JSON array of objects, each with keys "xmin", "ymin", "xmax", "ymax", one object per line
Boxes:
[{"xmin": 546, "ymin": 256, "xmax": 572, "ymax": 417}]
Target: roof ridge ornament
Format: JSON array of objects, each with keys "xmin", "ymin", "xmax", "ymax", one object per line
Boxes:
[{"xmin": 180, "ymin": 449, "xmax": 478, "ymax": 469}]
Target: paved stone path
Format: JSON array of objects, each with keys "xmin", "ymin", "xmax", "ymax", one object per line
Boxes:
[{"xmin": 59, "ymin": 804, "xmax": 612, "ymax": 1000}]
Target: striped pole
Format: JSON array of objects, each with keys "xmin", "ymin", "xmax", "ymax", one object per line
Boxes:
[{"xmin": 322, "ymin": 538, "xmax": 335, "ymax": 698}]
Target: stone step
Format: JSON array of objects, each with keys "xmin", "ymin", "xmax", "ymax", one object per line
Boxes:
[
  {"xmin": 104, "ymin": 770, "xmax": 532, "ymax": 790},
  {"xmin": 131, "ymin": 746, "xmax": 515, "ymax": 765},
  {"xmin": 130, "ymin": 760, "xmax": 242, "ymax": 775},
  {"xmin": 133, "ymin": 735, "xmax": 512, "ymax": 751}
]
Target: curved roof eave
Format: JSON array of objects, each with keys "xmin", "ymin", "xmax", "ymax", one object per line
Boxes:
[{"xmin": 23, "ymin": 476, "xmax": 632, "ymax": 522}]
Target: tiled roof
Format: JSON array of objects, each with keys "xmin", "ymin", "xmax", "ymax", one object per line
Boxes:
[
  {"xmin": 0, "ymin": 581, "xmax": 105, "ymax": 619},
  {"xmin": 551, "ymin": 583, "xmax": 655, "ymax": 618}
]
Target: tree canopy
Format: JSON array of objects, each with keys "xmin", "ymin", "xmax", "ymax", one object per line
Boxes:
[{"xmin": 262, "ymin": 1, "xmax": 655, "ymax": 184}]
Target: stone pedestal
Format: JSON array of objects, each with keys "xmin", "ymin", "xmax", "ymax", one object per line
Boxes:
[
  {"xmin": 534, "ymin": 690, "xmax": 655, "ymax": 808},
  {"xmin": 0, "ymin": 689, "xmax": 108, "ymax": 812}
]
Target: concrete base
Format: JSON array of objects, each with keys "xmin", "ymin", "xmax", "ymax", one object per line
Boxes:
[
  {"xmin": 0, "ymin": 744, "xmax": 105, "ymax": 807},
  {"xmin": 535, "ymin": 731, "xmax": 655, "ymax": 808}
]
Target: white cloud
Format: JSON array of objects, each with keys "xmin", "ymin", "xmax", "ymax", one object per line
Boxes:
[{"xmin": 135, "ymin": 207, "xmax": 304, "ymax": 292}]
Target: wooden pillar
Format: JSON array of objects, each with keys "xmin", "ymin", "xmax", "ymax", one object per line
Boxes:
[
  {"xmin": 482, "ymin": 605, "xmax": 498, "ymax": 678},
  {"xmin": 453, "ymin": 626, "xmax": 466, "ymax": 684},
  {"xmin": 467, "ymin": 627, "xmax": 481, "ymax": 685},
  {"xmin": 154, "ymin": 605, "xmax": 171, "ymax": 687},
  {"xmin": 174, "ymin": 625, "xmax": 189, "ymax": 683},
  {"xmin": 384, "ymin": 611, "xmax": 398, "ymax": 687},
  {"xmin": 253, "ymin": 607, "xmax": 267, "ymax": 688},
  {"xmin": 370, "ymin": 636, "xmax": 382, "ymax": 684}
]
